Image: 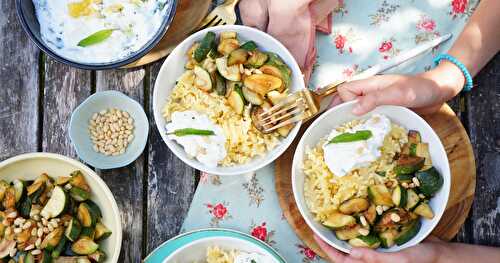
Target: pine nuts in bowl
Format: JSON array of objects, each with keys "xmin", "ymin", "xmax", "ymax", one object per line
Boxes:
[{"xmin": 69, "ymin": 91, "xmax": 149, "ymax": 169}]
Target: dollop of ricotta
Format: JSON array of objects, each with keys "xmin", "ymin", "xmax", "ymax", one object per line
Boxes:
[
  {"xmin": 234, "ymin": 252, "xmax": 273, "ymax": 263},
  {"xmin": 166, "ymin": 111, "xmax": 226, "ymax": 167},
  {"xmin": 323, "ymin": 114, "xmax": 392, "ymax": 177}
]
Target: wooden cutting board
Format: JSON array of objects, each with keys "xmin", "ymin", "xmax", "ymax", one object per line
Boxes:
[
  {"xmin": 275, "ymin": 104, "xmax": 476, "ymax": 258},
  {"xmin": 124, "ymin": 0, "xmax": 212, "ymax": 68}
]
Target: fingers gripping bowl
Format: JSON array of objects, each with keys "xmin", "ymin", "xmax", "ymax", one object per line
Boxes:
[
  {"xmin": 292, "ymin": 101, "xmax": 450, "ymax": 253},
  {"xmin": 153, "ymin": 25, "xmax": 305, "ymax": 175}
]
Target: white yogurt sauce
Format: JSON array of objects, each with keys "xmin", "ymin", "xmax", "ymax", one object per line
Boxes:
[
  {"xmin": 32, "ymin": 0, "xmax": 171, "ymax": 63},
  {"xmin": 234, "ymin": 251, "xmax": 273, "ymax": 263},
  {"xmin": 323, "ymin": 114, "xmax": 392, "ymax": 177},
  {"xmin": 166, "ymin": 111, "xmax": 227, "ymax": 167}
]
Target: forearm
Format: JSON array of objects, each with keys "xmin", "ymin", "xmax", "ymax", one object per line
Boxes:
[
  {"xmin": 424, "ymin": 0, "xmax": 500, "ymax": 101},
  {"xmin": 437, "ymin": 242, "xmax": 500, "ymax": 263}
]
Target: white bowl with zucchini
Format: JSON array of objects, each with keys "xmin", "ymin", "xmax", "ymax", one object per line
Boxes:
[
  {"xmin": 153, "ymin": 25, "xmax": 305, "ymax": 175},
  {"xmin": 292, "ymin": 101, "xmax": 451, "ymax": 253},
  {"xmin": 0, "ymin": 153, "xmax": 121, "ymax": 262}
]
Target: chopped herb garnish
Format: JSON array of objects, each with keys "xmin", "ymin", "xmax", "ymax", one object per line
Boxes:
[
  {"xmin": 328, "ymin": 130, "xmax": 373, "ymax": 144},
  {"xmin": 167, "ymin": 128, "xmax": 215, "ymax": 136},
  {"xmin": 375, "ymin": 171, "xmax": 386, "ymax": 177},
  {"xmin": 77, "ymin": 29, "xmax": 115, "ymax": 47},
  {"xmin": 251, "ymin": 260, "xmax": 257, "ymax": 263}
]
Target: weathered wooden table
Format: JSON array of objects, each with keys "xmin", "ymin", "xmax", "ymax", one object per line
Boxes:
[{"xmin": 1, "ymin": 4, "xmax": 499, "ymax": 263}]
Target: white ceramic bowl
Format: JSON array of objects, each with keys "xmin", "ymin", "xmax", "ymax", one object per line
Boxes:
[
  {"xmin": 153, "ymin": 25, "xmax": 305, "ymax": 175},
  {"xmin": 0, "ymin": 153, "xmax": 122, "ymax": 262},
  {"xmin": 292, "ymin": 101, "xmax": 451, "ymax": 253},
  {"xmin": 165, "ymin": 236, "xmax": 281, "ymax": 263}
]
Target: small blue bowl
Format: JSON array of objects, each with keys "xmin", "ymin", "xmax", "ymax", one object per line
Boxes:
[{"xmin": 69, "ymin": 91, "xmax": 149, "ymax": 169}]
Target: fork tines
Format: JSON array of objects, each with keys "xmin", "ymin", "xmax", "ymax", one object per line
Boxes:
[{"xmin": 259, "ymin": 92, "xmax": 307, "ymax": 132}]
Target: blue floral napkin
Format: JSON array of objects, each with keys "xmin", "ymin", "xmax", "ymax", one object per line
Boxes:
[{"xmin": 182, "ymin": 1, "xmax": 477, "ymax": 262}]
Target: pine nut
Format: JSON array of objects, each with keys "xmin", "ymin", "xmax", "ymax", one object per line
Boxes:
[
  {"xmin": 37, "ymin": 228, "xmax": 44, "ymax": 237},
  {"xmin": 412, "ymin": 177, "xmax": 420, "ymax": 187},
  {"xmin": 13, "ymin": 228, "xmax": 22, "ymax": 234},
  {"xmin": 382, "ymin": 205, "xmax": 390, "ymax": 211},
  {"xmin": 31, "ymin": 228, "xmax": 37, "ymax": 236},
  {"xmin": 358, "ymin": 228, "xmax": 370, "ymax": 236},
  {"xmin": 31, "ymin": 249, "xmax": 41, "ymax": 255},
  {"xmin": 22, "ymin": 221, "xmax": 32, "ymax": 229},
  {"xmin": 43, "ymin": 227, "xmax": 49, "ymax": 234},
  {"xmin": 401, "ymin": 182, "xmax": 409, "ymax": 188},
  {"xmin": 359, "ymin": 215, "xmax": 368, "ymax": 227},
  {"xmin": 24, "ymin": 244, "xmax": 35, "ymax": 251},
  {"xmin": 48, "ymin": 225, "xmax": 54, "ymax": 232},
  {"xmin": 35, "ymin": 238, "xmax": 42, "ymax": 247},
  {"xmin": 375, "ymin": 205, "xmax": 383, "ymax": 215},
  {"xmin": 390, "ymin": 213, "xmax": 401, "ymax": 222},
  {"xmin": 419, "ymin": 193, "xmax": 426, "ymax": 199},
  {"xmin": 7, "ymin": 211, "xmax": 17, "ymax": 218}
]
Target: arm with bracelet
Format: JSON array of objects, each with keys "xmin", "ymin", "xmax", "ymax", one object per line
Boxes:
[{"xmin": 336, "ymin": 0, "xmax": 500, "ymax": 115}]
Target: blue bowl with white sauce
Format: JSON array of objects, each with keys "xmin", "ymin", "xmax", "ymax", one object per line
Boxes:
[{"xmin": 16, "ymin": 0, "xmax": 177, "ymax": 69}]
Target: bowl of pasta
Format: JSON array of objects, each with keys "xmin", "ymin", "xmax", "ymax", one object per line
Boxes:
[{"xmin": 292, "ymin": 101, "xmax": 450, "ymax": 253}]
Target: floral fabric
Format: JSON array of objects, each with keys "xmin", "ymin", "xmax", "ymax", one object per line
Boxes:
[{"xmin": 182, "ymin": 1, "xmax": 477, "ymax": 262}]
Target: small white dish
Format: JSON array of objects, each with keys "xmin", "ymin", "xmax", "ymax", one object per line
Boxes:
[
  {"xmin": 0, "ymin": 152, "xmax": 122, "ymax": 262},
  {"xmin": 69, "ymin": 90, "xmax": 149, "ymax": 169},
  {"xmin": 152, "ymin": 25, "xmax": 306, "ymax": 175},
  {"xmin": 292, "ymin": 101, "xmax": 451, "ymax": 253}
]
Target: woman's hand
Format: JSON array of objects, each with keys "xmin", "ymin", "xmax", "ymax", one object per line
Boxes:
[
  {"xmin": 314, "ymin": 235, "xmax": 443, "ymax": 263},
  {"xmin": 336, "ymin": 62, "xmax": 465, "ymax": 115}
]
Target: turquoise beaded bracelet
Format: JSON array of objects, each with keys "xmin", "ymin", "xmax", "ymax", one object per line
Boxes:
[{"xmin": 434, "ymin": 54, "xmax": 473, "ymax": 92}]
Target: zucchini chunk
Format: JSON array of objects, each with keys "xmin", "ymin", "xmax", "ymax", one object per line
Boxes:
[
  {"xmin": 245, "ymin": 50, "xmax": 268, "ymax": 68},
  {"xmin": 217, "ymin": 38, "xmax": 240, "ymax": 55},
  {"xmin": 394, "ymin": 155, "xmax": 425, "ymax": 175},
  {"xmin": 379, "ymin": 229, "xmax": 399, "ymax": 248},
  {"xmin": 193, "ymin": 66, "xmax": 213, "ymax": 92},
  {"xmin": 243, "ymin": 74, "xmax": 282, "ymax": 96},
  {"xmin": 70, "ymin": 187, "xmax": 90, "ymax": 202},
  {"xmin": 405, "ymin": 189, "xmax": 420, "ymax": 210},
  {"xmin": 339, "ymin": 198, "xmax": 370, "ymax": 215},
  {"xmin": 194, "ymin": 32, "xmax": 216, "ymax": 62},
  {"xmin": 88, "ymin": 250, "xmax": 107, "ymax": 263},
  {"xmin": 335, "ymin": 225, "xmax": 362, "ymax": 240},
  {"xmin": 225, "ymin": 81, "xmax": 241, "ymax": 97},
  {"xmin": 240, "ymin": 41, "xmax": 257, "ymax": 51},
  {"xmin": 71, "ymin": 238, "xmax": 99, "ymax": 255},
  {"xmin": 214, "ymin": 72, "xmax": 227, "ymax": 96},
  {"xmin": 85, "ymin": 200, "xmax": 103, "ymax": 219},
  {"xmin": 18, "ymin": 196, "xmax": 32, "ymax": 218},
  {"xmin": 259, "ymin": 64, "xmax": 290, "ymax": 91},
  {"xmin": 416, "ymin": 167, "xmax": 443, "ymax": 197},
  {"xmin": 415, "ymin": 143, "xmax": 432, "ymax": 167},
  {"xmin": 0, "ymin": 180, "xmax": 9, "ymax": 202},
  {"xmin": 94, "ymin": 222, "xmax": 112, "ymax": 241},
  {"xmin": 408, "ymin": 130, "xmax": 422, "ymax": 144},
  {"xmin": 322, "ymin": 212, "xmax": 356, "ymax": 229},
  {"xmin": 69, "ymin": 171, "xmax": 90, "ymax": 193},
  {"xmin": 395, "ymin": 220, "xmax": 421, "ymax": 245},
  {"xmin": 41, "ymin": 227, "xmax": 64, "ymax": 251},
  {"xmin": 227, "ymin": 49, "xmax": 248, "ymax": 66},
  {"xmin": 242, "ymin": 86, "xmax": 264, "ymax": 105},
  {"xmin": 40, "ymin": 186, "xmax": 67, "ymax": 219},
  {"xmin": 65, "ymin": 218, "xmax": 82, "ymax": 242},
  {"xmin": 375, "ymin": 208, "xmax": 413, "ymax": 232},
  {"xmin": 80, "ymin": 227, "xmax": 95, "ymax": 240},
  {"xmin": 55, "ymin": 176, "xmax": 71, "ymax": 186},
  {"xmin": 13, "ymin": 179, "xmax": 26, "ymax": 203},
  {"xmin": 348, "ymin": 234, "xmax": 381, "ymax": 248},
  {"xmin": 216, "ymin": 57, "xmax": 241, "ymax": 81},
  {"xmin": 367, "ymin": 185, "xmax": 394, "ymax": 206},
  {"xmin": 414, "ymin": 202, "xmax": 434, "ymax": 219},
  {"xmin": 396, "ymin": 174, "xmax": 414, "ymax": 183},
  {"xmin": 52, "ymin": 236, "xmax": 67, "ymax": 259},
  {"xmin": 3, "ymin": 187, "xmax": 16, "ymax": 209},
  {"xmin": 220, "ymin": 31, "xmax": 237, "ymax": 40},
  {"xmin": 77, "ymin": 203, "xmax": 97, "ymax": 228},
  {"xmin": 363, "ymin": 204, "xmax": 378, "ymax": 225},
  {"xmin": 392, "ymin": 185, "xmax": 407, "ymax": 208},
  {"xmin": 227, "ymin": 88, "xmax": 245, "ymax": 115}
]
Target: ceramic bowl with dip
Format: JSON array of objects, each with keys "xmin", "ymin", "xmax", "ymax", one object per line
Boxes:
[
  {"xmin": 15, "ymin": 0, "xmax": 177, "ymax": 69},
  {"xmin": 292, "ymin": 101, "xmax": 451, "ymax": 253}
]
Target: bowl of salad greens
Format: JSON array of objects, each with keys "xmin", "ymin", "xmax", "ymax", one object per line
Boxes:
[{"xmin": 0, "ymin": 153, "xmax": 121, "ymax": 262}]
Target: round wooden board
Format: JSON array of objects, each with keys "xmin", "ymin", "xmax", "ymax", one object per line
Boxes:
[
  {"xmin": 124, "ymin": 0, "xmax": 212, "ymax": 68},
  {"xmin": 275, "ymin": 104, "xmax": 476, "ymax": 258}
]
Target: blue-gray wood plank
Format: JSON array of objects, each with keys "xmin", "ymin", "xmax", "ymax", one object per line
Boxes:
[{"xmin": 1, "ymin": 2, "xmax": 499, "ymax": 262}]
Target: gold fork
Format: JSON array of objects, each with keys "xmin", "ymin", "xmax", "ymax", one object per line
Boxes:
[
  {"xmin": 198, "ymin": 0, "xmax": 240, "ymax": 30},
  {"xmin": 257, "ymin": 33, "xmax": 453, "ymax": 133}
]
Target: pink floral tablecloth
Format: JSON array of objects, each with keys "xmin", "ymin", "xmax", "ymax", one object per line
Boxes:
[{"xmin": 181, "ymin": 1, "xmax": 477, "ymax": 262}]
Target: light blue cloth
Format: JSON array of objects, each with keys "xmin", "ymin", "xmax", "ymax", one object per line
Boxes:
[{"xmin": 182, "ymin": 1, "xmax": 478, "ymax": 262}]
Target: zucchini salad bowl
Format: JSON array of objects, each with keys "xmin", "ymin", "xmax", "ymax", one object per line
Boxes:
[
  {"xmin": 292, "ymin": 101, "xmax": 450, "ymax": 253},
  {"xmin": 0, "ymin": 153, "xmax": 121, "ymax": 262},
  {"xmin": 153, "ymin": 25, "xmax": 305, "ymax": 175}
]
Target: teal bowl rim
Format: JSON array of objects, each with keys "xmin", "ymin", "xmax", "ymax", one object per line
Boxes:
[
  {"xmin": 144, "ymin": 228, "xmax": 286, "ymax": 263},
  {"xmin": 69, "ymin": 90, "xmax": 149, "ymax": 169}
]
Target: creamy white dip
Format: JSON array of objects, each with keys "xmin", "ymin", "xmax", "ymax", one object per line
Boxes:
[
  {"xmin": 32, "ymin": 0, "xmax": 171, "ymax": 63},
  {"xmin": 323, "ymin": 114, "xmax": 392, "ymax": 177},
  {"xmin": 166, "ymin": 111, "xmax": 227, "ymax": 167},
  {"xmin": 234, "ymin": 251, "xmax": 273, "ymax": 263}
]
